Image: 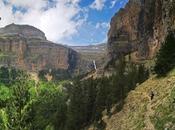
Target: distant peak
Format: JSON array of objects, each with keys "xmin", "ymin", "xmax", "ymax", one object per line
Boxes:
[{"xmin": 0, "ymin": 23, "xmax": 46, "ymax": 40}]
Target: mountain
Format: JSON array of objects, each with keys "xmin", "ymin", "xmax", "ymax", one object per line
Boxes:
[
  {"xmin": 71, "ymin": 43, "xmax": 106, "ymax": 54},
  {"xmin": 107, "ymin": 0, "xmax": 175, "ymax": 62},
  {"xmin": 0, "ymin": 23, "xmax": 78, "ymax": 73}
]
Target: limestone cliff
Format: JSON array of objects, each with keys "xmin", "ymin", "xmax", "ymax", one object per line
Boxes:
[
  {"xmin": 108, "ymin": 0, "xmax": 175, "ymax": 61},
  {"xmin": 0, "ymin": 24, "xmax": 78, "ymax": 72}
]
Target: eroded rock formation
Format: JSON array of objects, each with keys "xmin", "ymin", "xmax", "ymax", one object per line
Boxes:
[
  {"xmin": 108, "ymin": 0, "xmax": 175, "ymax": 61},
  {"xmin": 0, "ymin": 24, "xmax": 78, "ymax": 72}
]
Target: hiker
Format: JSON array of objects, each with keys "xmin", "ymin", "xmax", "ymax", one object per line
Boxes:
[{"xmin": 149, "ymin": 90, "xmax": 154, "ymax": 100}]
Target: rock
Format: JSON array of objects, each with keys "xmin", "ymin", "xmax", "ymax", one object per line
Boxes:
[
  {"xmin": 0, "ymin": 24, "xmax": 79, "ymax": 73},
  {"xmin": 108, "ymin": 0, "xmax": 175, "ymax": 62}
]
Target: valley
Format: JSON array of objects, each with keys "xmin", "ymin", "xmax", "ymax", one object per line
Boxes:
[{"xmin": 0, "ymin": 0, "xmax": 175, "ymax": 130}]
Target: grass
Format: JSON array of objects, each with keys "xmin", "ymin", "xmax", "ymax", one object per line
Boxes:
[
  {"xmin": 152, "ymin": 88, "xmax": 175, "ymax": 130},
  {"xmin": 105, "ymin": 71, "xmax": 175, "ymax": 130}
]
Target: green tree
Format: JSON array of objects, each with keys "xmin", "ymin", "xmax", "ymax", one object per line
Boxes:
[
  {"xmin": 66, "ymin": 80, "xmax": 87, "ymax": 130},
  {"xmin": 154, "ymin": 32, "xmax": 175, "ymax": 75},
  {"xmin": 6, "ymin": 80, "xmax": 31, "ymax": 130},
  {"xmin": 0, "ymin": 67, "xmax": 10, "ymax": 85},
  {"xmin": 31, "ymin": 85, "xmax": 67, "ymax": 130}
]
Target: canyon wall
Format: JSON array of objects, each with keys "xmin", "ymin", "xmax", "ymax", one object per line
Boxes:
[
  {"xmin": 0, "ymin": 24, "xmax": 78, "ymax": 72},
  {"xmin": 108, "ymin": 0, "xmax": 175, "ymax": 61}
]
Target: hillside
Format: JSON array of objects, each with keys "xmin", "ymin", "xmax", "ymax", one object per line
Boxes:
[
  {"xmin": 104, "ymin": 72, "xmax": 175, "ymax": 130},
  {"xmin": 101, "ymin": 1, "xmax": 175, "ymax": 128}
]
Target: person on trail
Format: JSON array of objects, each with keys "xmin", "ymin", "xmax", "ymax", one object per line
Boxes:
[{"xmin": 149, "ymin": 90, "xmax": 154, "ymax": 100}]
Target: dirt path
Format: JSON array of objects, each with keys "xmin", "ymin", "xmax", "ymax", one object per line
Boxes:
[{"xmin": 144, "ymin": 99, "xmax": 155, "ymax": 130}]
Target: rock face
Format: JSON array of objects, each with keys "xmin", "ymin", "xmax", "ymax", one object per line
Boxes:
[
  {"xmin": 0, "ymin": 24, "xmax": 78, "ymax": 72},
  {"xmin": 108, "ymin": 0, "xmax": 175, "ymax": 61}
]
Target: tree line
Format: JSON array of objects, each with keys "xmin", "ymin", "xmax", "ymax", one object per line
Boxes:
[{"xmin": 0, "ymin": 57, "xmax": 149, "ymax": 130}]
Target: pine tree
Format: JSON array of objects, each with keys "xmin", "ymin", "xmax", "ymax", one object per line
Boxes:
[{"xmin": 154, "ymin": 32, "xmax": 175, "ymax": 75}]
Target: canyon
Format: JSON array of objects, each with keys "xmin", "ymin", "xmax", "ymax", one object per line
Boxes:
[{"xmin": 0, "ymin": 24, "xmax": 107, "ymax": 75}]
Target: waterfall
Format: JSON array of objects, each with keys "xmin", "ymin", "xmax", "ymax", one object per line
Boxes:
[{"xmin": 93, "ymin": 60, "xmax": 97, "ymax": 70}]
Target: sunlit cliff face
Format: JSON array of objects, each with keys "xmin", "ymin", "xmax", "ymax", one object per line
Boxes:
[{"xmin": 107, "ymin": 0, "xmax": 175, "ymax": 61}]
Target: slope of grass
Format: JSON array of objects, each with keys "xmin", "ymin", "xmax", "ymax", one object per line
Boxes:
[
  {"xmin": 153, "ymin": 86, "xmax": 175, "ymax": 130},
  {"xmin": 105, "ymin": 71, "xmax": 175, "ymax": 130}
]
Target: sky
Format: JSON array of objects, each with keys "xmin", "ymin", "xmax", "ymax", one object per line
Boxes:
[{"xmin": 0, "ymin": 0, "xmax": 128, "ymax": 45}]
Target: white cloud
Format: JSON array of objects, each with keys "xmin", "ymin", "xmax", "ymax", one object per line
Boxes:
[
  {"xmin": 110, "ymin": 0, "xmax": 117, "ymax": 8},
  {"xmin": 0, "ymin": 0, "xmax": 86, "ymax": 42},
  {"xmin": 110, "ymin": 0, "xmax": 126, "ymax": 9},
  {"xmin": 90, "ymin": 0, "xmax": 106, "ymax": 11},
  {"xmin": 95, "ymin": 22, "xmax": 109, "ymax": 29},
  {"xmin": 9, "ymin": 0, "xmax": 46, "ymax": 9}
]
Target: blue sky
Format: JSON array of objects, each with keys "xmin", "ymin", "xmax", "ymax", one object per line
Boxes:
[
  {"xmin": 66, "ymin": 0, "xmax": 129, "ymax": 45},
  {"xmin": 0, "ymin": 0, "xmax": 128, "ymax": 45}
]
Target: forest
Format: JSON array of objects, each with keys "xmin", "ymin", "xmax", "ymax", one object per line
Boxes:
[{"xmin": 0, "ymin": 58, "xmax": 149, "ymax": 130}]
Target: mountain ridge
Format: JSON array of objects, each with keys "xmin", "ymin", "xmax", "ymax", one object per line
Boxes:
[{"xmin": 0, "ymin": 23, "xmax": 79, "ymax": 73}]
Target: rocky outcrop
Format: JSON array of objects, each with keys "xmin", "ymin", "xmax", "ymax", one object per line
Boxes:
[
  {"xmin": 108, "ymin": 0, "xmax": 175, "ymax": 61},
  {"xmin": 0, "ymin": 24, "xmax": 78, "ymax": 72}
]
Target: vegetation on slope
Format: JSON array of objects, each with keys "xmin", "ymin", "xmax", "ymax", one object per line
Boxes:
[
  {"xmin": 0, "ymin": 32, "xmax": 174, "ymax": 130},
  {"xmin": 105, "ymin": 71, "xmax": 175, "ymax": 130},
  {"xmin": 153, "ymin": 84, "xmax": 175, "ymax": 130},
  {"xmin": 0, "ymin": 67, "xmax": 68, "ymax": 130},
  {"xmin": 104, "ymin": 32, "xmax": 175, "ymax": 130},
  {"xmin": 0, "ymin": 57, "xmax": 149, "ymax": 130}
]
